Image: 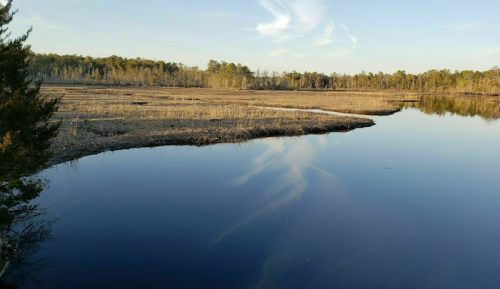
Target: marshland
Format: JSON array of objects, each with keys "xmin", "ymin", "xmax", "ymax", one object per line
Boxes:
[
  {"xmin": 44, "ymin": 84, "xmax": 500, "ymax": 165},
  {"xmin": 2, "ymin": 0, "xmax": 500, "ymax": 288},
  {"xmin": 47, "ymin": 85, "xmax": 426, "ymax": 164}
]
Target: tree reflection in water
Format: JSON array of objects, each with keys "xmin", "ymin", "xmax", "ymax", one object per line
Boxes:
[
  {"xmin": 399, "ymin": 96, "xmax": 500, "ymax": 120},
  {"xmin": 0, "ymin": 128, "xmax": 59, "ymax": 288}
]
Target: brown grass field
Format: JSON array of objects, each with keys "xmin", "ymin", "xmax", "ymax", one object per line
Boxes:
[{"xmin": 42, "ymin": 85, "xmax": 424, "ymax": 165}]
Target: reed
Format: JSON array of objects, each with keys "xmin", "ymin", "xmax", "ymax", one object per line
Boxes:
[
  {"xmin": 45, "ymin": 86, "xmax": 374, "ymax": 165},
  {"xmin": 45, "ymin": 85, "xmax": 417, "ymax": 116}
]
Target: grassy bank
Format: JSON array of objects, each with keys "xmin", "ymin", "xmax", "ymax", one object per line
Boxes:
[{"xmin": 45, "ymin": 86, "xmax": 376, "ymax": 165}]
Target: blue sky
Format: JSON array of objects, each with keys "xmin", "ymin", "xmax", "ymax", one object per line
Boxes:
[{"xmin": 4, "ymin": 0, "xmax": 500, "ymax": 74}]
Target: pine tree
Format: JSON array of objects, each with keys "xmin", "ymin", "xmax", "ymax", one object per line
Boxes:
[
  {"xmin": 0, "ymin": 2, "xmax": 63, "ymax": 277},
  {"xmin": 0, "ymin": 0, "xmax": 63, "ymax": 244},
  {"xmin": 0, "ymin": 0, "xmax": 62, "ymax": 180}
]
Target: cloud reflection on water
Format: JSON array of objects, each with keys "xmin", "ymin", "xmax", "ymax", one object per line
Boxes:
[{"xmin": 212, "ymin": 135, "xmax": 343, "ymax": 248}]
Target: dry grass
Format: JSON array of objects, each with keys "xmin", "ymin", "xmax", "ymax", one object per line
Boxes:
[
  {"xmin": 43, "ymin": 86, "xmax": 420, "ymax": 115},
  {"xmin": 44, "ymin": 86, "xmax": 375, "ymax": 165}
]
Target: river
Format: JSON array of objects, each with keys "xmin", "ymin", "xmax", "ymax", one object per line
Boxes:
[{"xmin": 8, "ymin": 97, "xmax": 500, "ymax": 288}]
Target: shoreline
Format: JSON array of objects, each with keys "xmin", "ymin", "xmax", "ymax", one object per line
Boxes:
[
  {"xmin": 43, "ymin": 85, "xmax": 499, "ymax": 167},
  {"xmin": 47, "ymin": 121, "xmax": 374, "ymax": 167},
  {"xmin": 45, "ymin": 85, "xmax": 379, "ymax": 167}
]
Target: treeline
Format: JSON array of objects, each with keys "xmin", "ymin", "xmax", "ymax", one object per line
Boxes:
[{"xmin": 28, "ymin": 53, "xmax": 500, "ymax": 95}]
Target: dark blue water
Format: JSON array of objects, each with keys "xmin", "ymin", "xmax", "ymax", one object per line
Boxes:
[{"xmin": 14, "ymin": 106, "xmax": 500, "ymax": 288}]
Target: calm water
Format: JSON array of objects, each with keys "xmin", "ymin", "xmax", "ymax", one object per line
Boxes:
[{"xmin": 9, "ymin": 99, "xmax": 500, "ymax": 288}]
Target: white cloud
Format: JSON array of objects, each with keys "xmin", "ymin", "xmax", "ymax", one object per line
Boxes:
[
  {"xmin": 255, "ymin": 0, "xmax": 359, "ymax": 57},
  {"xmin": 270, "ymin": 48, "xmax": 289, "ymax": 56},
  {"xmin": 257, "ymin": 14, "xmax": 291, "ymax": 39},
  {"xmin": 0, "ymin": 1, "xmax": 7, "ymax": 5},
  {"xmin": 255, "ymin": 0, "xmax": 329, "ymax": 40},
  {"xmin": 255, "ymin": 0, "xmax": 291, "ymax": 39},
  {"xmin": 443, "ymin": 22, "xmax": 481, "ymax": 30}
]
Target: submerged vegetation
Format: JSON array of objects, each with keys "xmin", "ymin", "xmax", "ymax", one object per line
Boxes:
[{"xmin": 29, "ymin": 53, "xmax": 500, "ymax": 95}]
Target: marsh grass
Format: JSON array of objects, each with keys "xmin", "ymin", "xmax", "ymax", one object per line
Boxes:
[
  {"xmin": 45, "ymin": 86, "xmax": 420, "ymax": 115},
  {"xmin": 47, "ymin": 88, "xmax": 374, "ymax": 165}
]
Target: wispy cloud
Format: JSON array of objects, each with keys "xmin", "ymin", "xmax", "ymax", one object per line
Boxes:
[
  {"xmin": 256, "ymin": 0, "xmax": 325, "ymax": 40},
  {"xmin": 312, "ymin": 38, "xmax": 333, "ymax": 47},
  {"xmin": 8, "ymin": 10, "xmax": 71, "ymax": 31},
  {"xmin": 475, "ymin": 48, "xmax": 500, "ymax": 58},
  {"xmin": 255, "ymin": 0, "xmax": 358, "ymax": 57},
  {"xmin": 443, "ymin": 22, "xmax": 481, "ymax": 30},
  {"xmin": 442, "ymin": 22, "xmax": 461, "ymax": 29},
  {"xmin": 327, "ymin": 30, "xmax": 359, "ymax": 58},
  {"xmin": 330, "ymin": 48, "xmax": 352, "ymax": 58},
  {"xmin": 330, "ymin": 44, "xmax": 359, "ymax": 58},
  {"xmin": 0, "ymin": 0, "xmax": 7, "ymax": 6},
  {"xmin": 294, "ymin": 53, "xmax": 308, "ymax": 58},
  {"xmin": 30, "ymin": 12, "xmax": 41, "ymax": 22},
  {"xmin": 348, "ymin": 35, "xmax": 358, "ymax": 44},
  {"xmin": 312, "ymin": 20, "xmax": 335, "ymax": 46},
  {"xmin": 41, "ymin": 24, "xmax": 70, "ymax": 31},
  {"xmin": 456, "ymin": 22, "xmax": 480, "ymax": 30},
  {"xmin": 270, "ymin": 48, "xmax": 288, "ymax": 56}
]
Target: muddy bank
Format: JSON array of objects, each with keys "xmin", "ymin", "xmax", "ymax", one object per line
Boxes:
[{"xmin": 48, "ymin": 121, "xmax": 373, "ymax": 167}]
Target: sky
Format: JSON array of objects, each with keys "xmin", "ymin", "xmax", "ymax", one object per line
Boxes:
[{"xmin": 3, "ymin": 0, "xmax": 500, "ymax": 74}]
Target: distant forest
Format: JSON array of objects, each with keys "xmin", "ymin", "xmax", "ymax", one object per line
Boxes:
[{"xmin": 28, "ymin": 53, "xmax": 500, "ymax": 95}]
